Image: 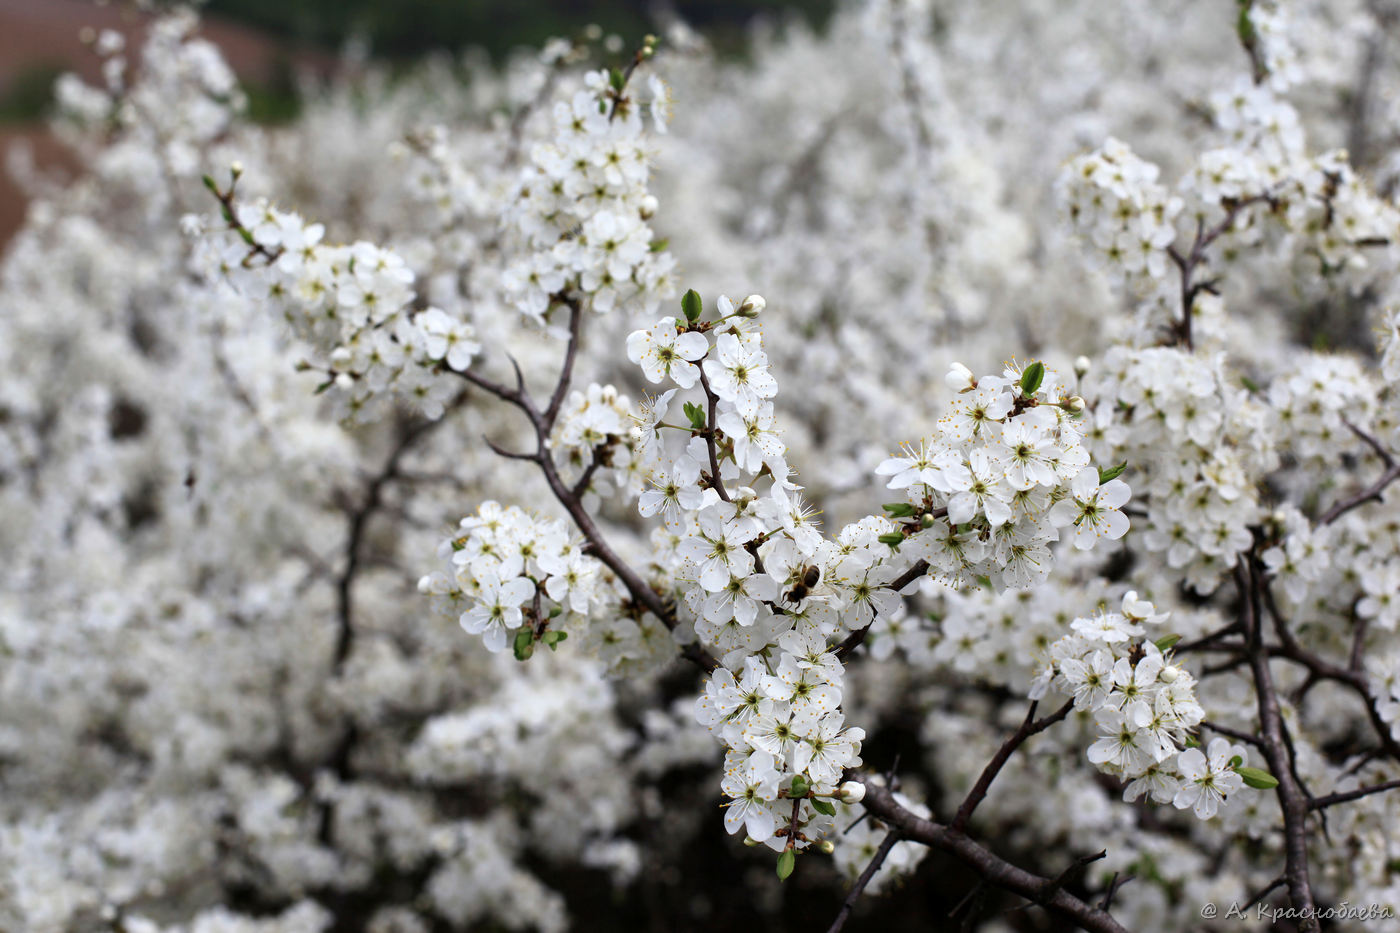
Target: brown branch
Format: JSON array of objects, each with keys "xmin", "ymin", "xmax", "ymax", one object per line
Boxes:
[
  {"xmin": 1319, "ymin": 460, "xmax": 1400, "ymax": 524},
  {"xmin": 543, "ymin": 300, "xmax": 582, "ymax": 430},
  {"xmin": 856, "ymin": 781, "xmax": 1130, "ymax": 933},
  {"xmin": 1236, "ymin": 559, "xmax": 1321, "ymax": 931},
  {"xmin": 452, "ymin": 310, "xmax": 720, "ymax": 674},
  {"xmin": 1164, "ymin": 194, "xmax": 1272, "ymax": 350},
  {"xmin": 833, "ymin": 558, "xmax": 931, "ymax": 659},
  {"xmin": 1242, "ymin": 874, "xmax": 1286, "ymax": 912},
  {"xmin": 1260, "ymin": 579, "xmax": 1400, "ymax": 762},
  {"xmin": 1201, "ymin": 719, "xmax": 1265, "ymax": 749},
  {"xmin": 697, "ymin": 367, "xmax": 731, "ymax": 503},
  {"xmin": 826, "ymin": 830, "xmax": 901, "ymax": 933},
  {"xmin": 1308, "ymin": 778, "xmax": 1400, "ymax": 811},
  {"xmin": 950, "ymin": 700, "xmax": 1074, "ymax": 833},
  {"xmin": 334, "ymin": 408, "xmax": 457, "ymax": 669}
]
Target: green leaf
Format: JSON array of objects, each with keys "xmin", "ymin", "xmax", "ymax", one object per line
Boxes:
[
  {"xmin": 202, "ymin": 174, "xmax": 219, "ymax": 196},
  {"xmin": 1183, "ymin": 734, "xmax": 1201, "ymax": 748},
  {"xmin": 882, "ymin": 503, "xmax": 917, "ymax": 517},
  {"xmin": 542, "ymin": 631, "xmax": 568, "ymax": 651},
  {"xmin": 1228, "ymin": 755, "xmax": 1244, "ymax": 769},
  {"xmin": 776, "ymin": 849, "xmax": 796, "ymax": 881},
  {"xmin": 1236, "ymin": 766, "xmax": 1279, "ymax": 790},
  {"xmin": 1019, "ymin": 361, "xmax": 1045, "ymax": 397},
  {"xmin": 513, "ymin": 628, "xmax": 535, "ymax": 661},
  {"xmin": 877, "ymin": 532, "xmax": 904, "ymax": 547},
  {"xmin": 1154, "ymin": 634, "xmax": 1181, "ymax": 651},
  {"xmin": 650, "ymin": 238, "xmax": 669, "ymax": 252},
  {"xmin": 683, "ymin": 401, "xmax": 707, "ymax": 431},
  {"xmin": 681, "ymin": 288, "xmax": 703, "ymax": 322},
  {"xmin": 1097, "ymin": 462, "xmax": 1127, "ymax": 484},
  {"xmin": 610, "ymin": 67, "xmax": 625, "ymax": 90},
  {"xmin": 1240, "ymin": 375, "xmax": 1260, "ymax": 393},
  {"xmin": 811, "ymin": 798, "xmax": 837, "ymax": 817},
  {"xmin": 788, "ymin": 775, "xmax": 809, "ymax": 798},
  {"xmin": 313, "ymin": 379, "xmax": 334, "ymax": 395}
]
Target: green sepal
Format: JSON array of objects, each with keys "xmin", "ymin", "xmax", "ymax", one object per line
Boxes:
[
  {"xmin": 788, "ymin": 775, "xmax": 809, "ymax": 798},
  {"xmin": 1236, "ymin": 766, "xmax": 1279, "ymax": 789},
  {"xmin": 1229, "ymin": 755, "xmax": 1244, "ymax": 769},
  {"xmin": 1019, "ymin": 361, "xmax": 1045, "ymax": 397},
  {"xmin": 776, "ymin": 849, "xmax": 796, "ymax": 881},
  {"xmin": 542, "ymin": 630, "xmax": 568, "ymax": 651},
  {"xmin": 610, "ymin": 67, "xmax": 625, "ymax": 90},
  {"xmin": 1098, "ymin": 462, "xmax": 1127, "ymax": 484}
]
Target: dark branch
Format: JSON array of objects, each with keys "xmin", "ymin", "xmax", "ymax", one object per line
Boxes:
[
  {"xmin": 825, "ymin": 831, "xmax": 901, "ymax": 933},
  {"xmin": 951, "ymin": 700, "xmax": 1074, "ymax": 833},
  {"xmin": 856, "ymin": 780, "xmax": 1130, "ymax": 933}
]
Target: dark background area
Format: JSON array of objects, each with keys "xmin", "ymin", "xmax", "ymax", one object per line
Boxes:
[
  {"xmin": 0, "ymin": 0, "xmax": 834, "ymax": 245},
  {"xmin": 204, "ymin": 0, "xmax": 837, "ymax": 62}
]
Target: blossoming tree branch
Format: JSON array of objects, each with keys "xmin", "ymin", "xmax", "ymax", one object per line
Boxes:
[{"xmin": 4, "ymin": 1, "xmax": 1400, "ymax": 931}]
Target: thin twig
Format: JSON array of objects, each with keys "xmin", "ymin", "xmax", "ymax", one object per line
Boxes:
[
  {"xmin": 1308, "ymin": 778, "xmax": 1400, "ymax": 811},
  {"xmin": 826, "ymin": 831, "xmax": 901, "ymax": 933},
  {"xmin": 950, "ymin": 700, "xmax": 1074, "ymax": 833}
]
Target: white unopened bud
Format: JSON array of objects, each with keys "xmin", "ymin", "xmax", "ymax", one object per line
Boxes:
[
  {"xmin": 819, "ymin": 840, "xmax": 835, "ymax": 854},
  {"xmin": 838, "ymin": 781, "xmax": 866, "ymax": 804},
  {"xmin": 944, "ymin": 362, "xmax": 976, "ymax": 393},
  {"xmin": 739, "ymin": 294, "xmax": 766, "ymax": 316},
  {"xmin": 1074, "ymin": 356, "xmax": 1091, "ymax": 378},
  {"xmin": 639, "ymin": 195, "xmax": 659, "ymax": 220},
  {"xmin": 1065, "ymin": 396, "xmax": 1086, "ymax": 413},
  {"xmin": 1159, "ymin": 665, "xmax": 1182, "ymax": 683},
  {"xmin": 230, "ymin": 160, "xmax": 244, "ymax": 178}
]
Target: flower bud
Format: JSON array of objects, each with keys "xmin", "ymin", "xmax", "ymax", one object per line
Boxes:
[
  {"xmin": 743, "ymin": 836, "xmax": 761, "ymax": 847},
  {"xmin": 920, "ymin": 512, "xmax": 937, "ymax": 528},
  {"xmin": 739, "ymin": 294, "xmax": 766, "ymax": 316},
  {"xmin": 1065, "ymin": 396, "xmax": 1086, "ymax": 413},
  {"xmin": 1159, "ymin": 665, "xmax": 1182, "ymax": 683},
  {"xmin": 819, "ymin": 840, "xmax": 836, "ymax": 855},
  {"xmin": 1074, "ymin": 356, "xmax": 1091, "ymax": 378},
  {"xmin": 945, "ymin": 362, "xmax": 976, "ymax": 393},
  {"xmin": 838, "ymin": 781, "xmax": 866, "ymax": 804},
  {"xmin": 639, "ymin": 195, "xmax": 659, "ymax": 220},
  {"xmin": 230, "ymin": 160, "xmax": 244, "ymax": 178}
]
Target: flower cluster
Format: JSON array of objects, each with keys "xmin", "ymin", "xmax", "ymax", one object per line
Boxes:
[
  {"xmin": 193, "ymin": 197, "xmax": 476, "ymax": 421},
  {"xmin": 1085, "ymin": 346, "xmax": 1270, "ymax": 593},
  {"xmin": 501, "ymin": 65, "xmax": 676, "ymax": 322},
  {"xmin": 1056, "ymin": 138, "xmax": 1183, "ymax": 294},
  {"xmin": 695, "ymin": 637, "xmax": 862, "ymax": 849},
  {"xmin": 420, "ymin": 502, "xmax": 603, "ymax": 656},
  {"xmin": 1032, "ymin": 592, "xmax": 1259, "ymax": 819},
  {"xmin": 879, "ymin": 361, "xmax": 1123, "ymax": 589}
]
